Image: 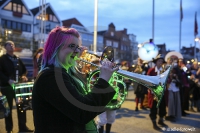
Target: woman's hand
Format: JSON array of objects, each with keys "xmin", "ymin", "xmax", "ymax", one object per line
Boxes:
[
  {"xmin": 99, "ymin": 60, "xmax": 119, "ymax": 81},
  {"xmin": 21, "ymin": 76, "xmax": 28, "ymax": 82}
]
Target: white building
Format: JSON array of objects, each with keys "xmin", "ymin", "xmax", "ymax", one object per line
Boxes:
[
  {"xmin": 62, "ymin": 18, "xmax": 104, "ymax": 52},
  {"xmin": 0, "ymin": 0, "xmax": 61, "ymax": 54}
]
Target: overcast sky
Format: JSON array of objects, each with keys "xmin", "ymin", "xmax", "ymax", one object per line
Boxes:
[{"xmin": 25, "ymin": 0, "xmax": 200, "ymax": 52}]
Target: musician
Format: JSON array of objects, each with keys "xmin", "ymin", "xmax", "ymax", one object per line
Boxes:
[
  {"xmin": 32, "ymin": 26, "xmax": 118, "ymax": 133},
  {"xmin": 165, "ymin": 58, "xmax": 181, "ymax": 122},
  {"xmin": 175, "ymin": 59, "xmax": 190, "ymax": 116},
  {"xmin": 0, "ymin": 41, "xmax": 33, "ymax": 133},
  {"xmin": 120, "ymin": 61, "xmax": 132, "ymax": 90},
  {"xmin": 147, "ymin": 54, "xmax": 167, "ymax": 131},
  {"xmin": 33, "ymin": 48, "xmax": 44, "ymax": 79},
  {"xmin": 96, "ymin": 71, "xmax": 119, "ymax": 133}
]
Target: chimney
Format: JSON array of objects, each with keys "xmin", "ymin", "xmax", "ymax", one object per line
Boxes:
[{"xmin": 124, "ymin": 28, "xmax": 127, "ymax": 34}]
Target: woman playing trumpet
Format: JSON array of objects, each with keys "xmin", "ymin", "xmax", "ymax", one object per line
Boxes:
[{"xmin": 32, "ymin": 26, "xmax": 119, "ymax": 133}]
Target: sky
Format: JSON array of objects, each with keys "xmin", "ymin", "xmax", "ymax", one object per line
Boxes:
[{"xmin": 25, "ymin": 0, "xmax": 200, "ymax": 52}]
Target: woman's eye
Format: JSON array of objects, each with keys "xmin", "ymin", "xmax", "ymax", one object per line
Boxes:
[{"xmin": 69, "ymin": 44, "xmax": 76, "ymax": 48}]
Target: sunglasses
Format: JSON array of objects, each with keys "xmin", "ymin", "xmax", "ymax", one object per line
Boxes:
[{"xmin": 68, "ymin": 44, "xmax": 82, "ymax": 51}]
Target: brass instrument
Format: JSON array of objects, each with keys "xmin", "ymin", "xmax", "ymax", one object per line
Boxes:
[
  {"xmin": 75, "ymin": 46, "xmax": 127, "ymax": 109},
  {"xmin": 75, "ymin": 46, "xmax": 171, "ymax": 108}
]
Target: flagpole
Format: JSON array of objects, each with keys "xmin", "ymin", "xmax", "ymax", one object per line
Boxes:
[
  {"xmin": 194, "ymin": 37, "xmax": 196, "ymax": 60},
  {"xmin": 152, "ymin": 0, "xmax": 154, "ymax": 41},
  {"xmin": 179, "ymin": 0, "xmax": 182, "ymax": 52},
  {"xmin": 93, "ymin": 0, "xmax": 98, "ymax": 53},
  {"xmin": 194, "ymin": 12, "xmax": 198, "ymax": 60},
  {"xmin": 194, "ymin": 12, "xmax": 196, "ymax": 60},
  {"xmin": 179, "ymin": 18, "xmax": 182, "ymax": 53}
]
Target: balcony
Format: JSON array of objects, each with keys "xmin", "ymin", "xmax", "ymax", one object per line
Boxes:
[{"xmin": 13, "ymin": 12, "xmax": 23, "ymax": 18}]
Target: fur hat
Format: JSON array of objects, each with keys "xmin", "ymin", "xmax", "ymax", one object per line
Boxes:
[{"xmin": 152, "ymin": 54, "xmax": 166, "ymax": 63}]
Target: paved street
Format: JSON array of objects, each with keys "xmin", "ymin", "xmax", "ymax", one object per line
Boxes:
[{"xmin": 0, "ymin": 89, "xmax": 200, "ymax": 133}]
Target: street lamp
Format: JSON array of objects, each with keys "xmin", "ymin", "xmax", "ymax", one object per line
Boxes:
[
  {"xmin": 195, "ymin": 37, "xmax": 200, "ymax": 42},
  {"xmin": 137, "ymin": 43, "xmax": 142, "ymax": 48}
]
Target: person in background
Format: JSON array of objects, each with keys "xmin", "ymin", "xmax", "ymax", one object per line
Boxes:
[
  {"xmin": 141, "ymin": 61, "xmax": 150, "ymax": 108},
  {"xmin": 96, "ymin": 89, "xmax": 118, "ymax": 133},
  {"xmin": 33, "ymin": 48, "xmax": 43, "ymax": 79},
  {"xmin": 165, "ymin": 58, "xmax": 181, "ymax": 122},
  {"xmin": 120, "ymin": 61, "xmax": 132, "ymax": 91},
  {"xmin": 195, "ymin": 68, "xmax": 200, "ymax": 112},
  {"xmin": 188, "ymin": 62, "xmax": 200, "ymax": 112},
  {"xmin": 175, "ymin": 59, "xmax": 190, "ymax": 116},
  {"xmin": 32, "ymin": 26, "xmax": 119, "ymax": 133},
  {"xmin": 133, "ymin": 58, "xmax": 147, "ymax": 111},
  {"xmin": 0, "ymin": 41, "xmax": 33, "ymax": 133},
  {"xmin": 147, "ymin": 54, "xmax": 167, "ymax": 131}
]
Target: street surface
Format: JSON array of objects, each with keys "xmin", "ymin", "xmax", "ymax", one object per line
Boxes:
[{"xmin": 0, "ymin": 89, "xmax": 200, "ymax": 133}]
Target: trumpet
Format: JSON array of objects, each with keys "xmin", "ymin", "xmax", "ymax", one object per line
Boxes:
[{"xmin": 74, "ymin": 46, "xmax": 171, "ymax": 108}]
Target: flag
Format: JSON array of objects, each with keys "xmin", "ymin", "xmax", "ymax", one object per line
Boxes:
[
  {"xmin": 180, "ymin": 0, "xmax": 183, "ymax": 21},
  {"xmin": 194, "ymin": 12, "xmax": 198, "ymax": 36}
]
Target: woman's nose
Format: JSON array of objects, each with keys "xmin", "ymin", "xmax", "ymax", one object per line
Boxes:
[{"xmin": 74, "ymin": 47, "xmax": 81, "ymax": 53}]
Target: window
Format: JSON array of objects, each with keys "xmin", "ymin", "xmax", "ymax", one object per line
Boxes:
[
  {"xmin": 1, "ymin": 20, "xmax": 6, "ymax": 27},
  {"xmin": 13, "ymin": 3, "xmax": 22, "ymax": 13},
  {"xmin": 3, "ymin": 2, "xmax": 12, "ymax": 10},
  {"xmin": 111, "ymin": 32, "xmax": 114, "ymax": 36},
  {"xmin": 1, "ymin": 19, "xmax": 31, "ymax": 32},
  {"xmin": 106, "ymin": 40, "xmax": 112, "ymax": 46},
  {"xmin": 22, "ymin": 6, "xmax": 29, "ymax": 14},
  {"xmin": 7, "ymin": 21, "xmax": 11, "ymax": 29},
  {"xmin": 113, "ymin": 42, "xmax": 118, "ymax": 47},
  {"xmin": 27, "ymin": 25, "xmax": 31, "ymax": 32},
  {"xmin": 3, "ymin": 2, "xmax": 29, "ymax": 15},
  {"xmin": 37, "ymin": 14, "xmax": 58, "ymax": 22},
  {"xmin": 97, "ymin": 36, "xmax": 103, "ymax": 43},
  {"xmin": 22, "ymin": 24, "xmax": 27, "ymax": 31},
  {"xmin": 49, "ymin": 14, "xmax": 53, "ymax": 21},
  {"xmin": 37, "ymin": 14, "xmax": 46, "ymax": 21},
  {"xmin": 88, "ymin": 35, "xmax": 93, "ymax": 41},
  {"xmin": 45, "ymin": 14, "xmax": 49, "ymax": 21},
  {"xmin": 81, "ymin": 33, "xmax": 88, "ymax": 40},
  {"xmin": 17, "ymin": 23, "xmax": 21, "ymax": 30},
  {"xmin": 12, "ymin": 22, "xmax": 17, "ymax": 30},
  {"xmin": 53, "ymin": 16, "xmax": 58, "ymax": 22}
]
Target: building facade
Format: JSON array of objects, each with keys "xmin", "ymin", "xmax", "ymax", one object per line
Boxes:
[
  {"xmin": 62, "ymin": 18, "xmax": 104, "ymax": 52},
  {"xmin": 0, "ymin": 0, "xmax": 34, "ymax": 48}
]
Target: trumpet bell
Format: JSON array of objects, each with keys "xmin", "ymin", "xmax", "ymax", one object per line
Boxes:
[{"xmin": 116, "ymin": 66, "xmax": 172, "ymax": 107}]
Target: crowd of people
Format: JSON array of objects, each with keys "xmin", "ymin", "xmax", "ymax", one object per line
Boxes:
[
  {"xmin": 127, "ymin": 53, "xmax": 200, "ymax": 131},
  {"xmin": 0, "ymin": 26, "xmax": 200, "ymax": 132}
]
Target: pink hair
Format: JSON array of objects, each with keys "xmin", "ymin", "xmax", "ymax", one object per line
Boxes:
[{"xmin": 41, "ymin": 26, "xmax": 80, "ymax": 69}]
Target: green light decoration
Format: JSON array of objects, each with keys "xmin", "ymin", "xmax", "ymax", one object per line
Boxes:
[
  {"xmin": 14, "ymin": 82, "xmax": 33, "ymax": 111},
  {"xmin": 15, "ymin": 82, "xmax": 34, "ymax": 89},
  {"xmin": 16, "ymin": 93, "xmax": 32, "ymax": 97},
  {"xmin": 87, "ymin": 70, "xmax": 128, "ymax": 110}
]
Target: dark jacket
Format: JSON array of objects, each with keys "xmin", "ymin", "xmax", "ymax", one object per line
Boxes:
[
  {"xmin": 32, "ymin": 66, "xmax": 115, "ymax": 133},
  {"xmin": 0, "ymin": 54, "xmax": 27, "ymax": 86}
]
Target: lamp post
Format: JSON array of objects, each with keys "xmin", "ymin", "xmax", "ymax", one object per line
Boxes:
[{"xmin": 93, "ymin": 0, "xmax": 98, "ymax": 53}]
